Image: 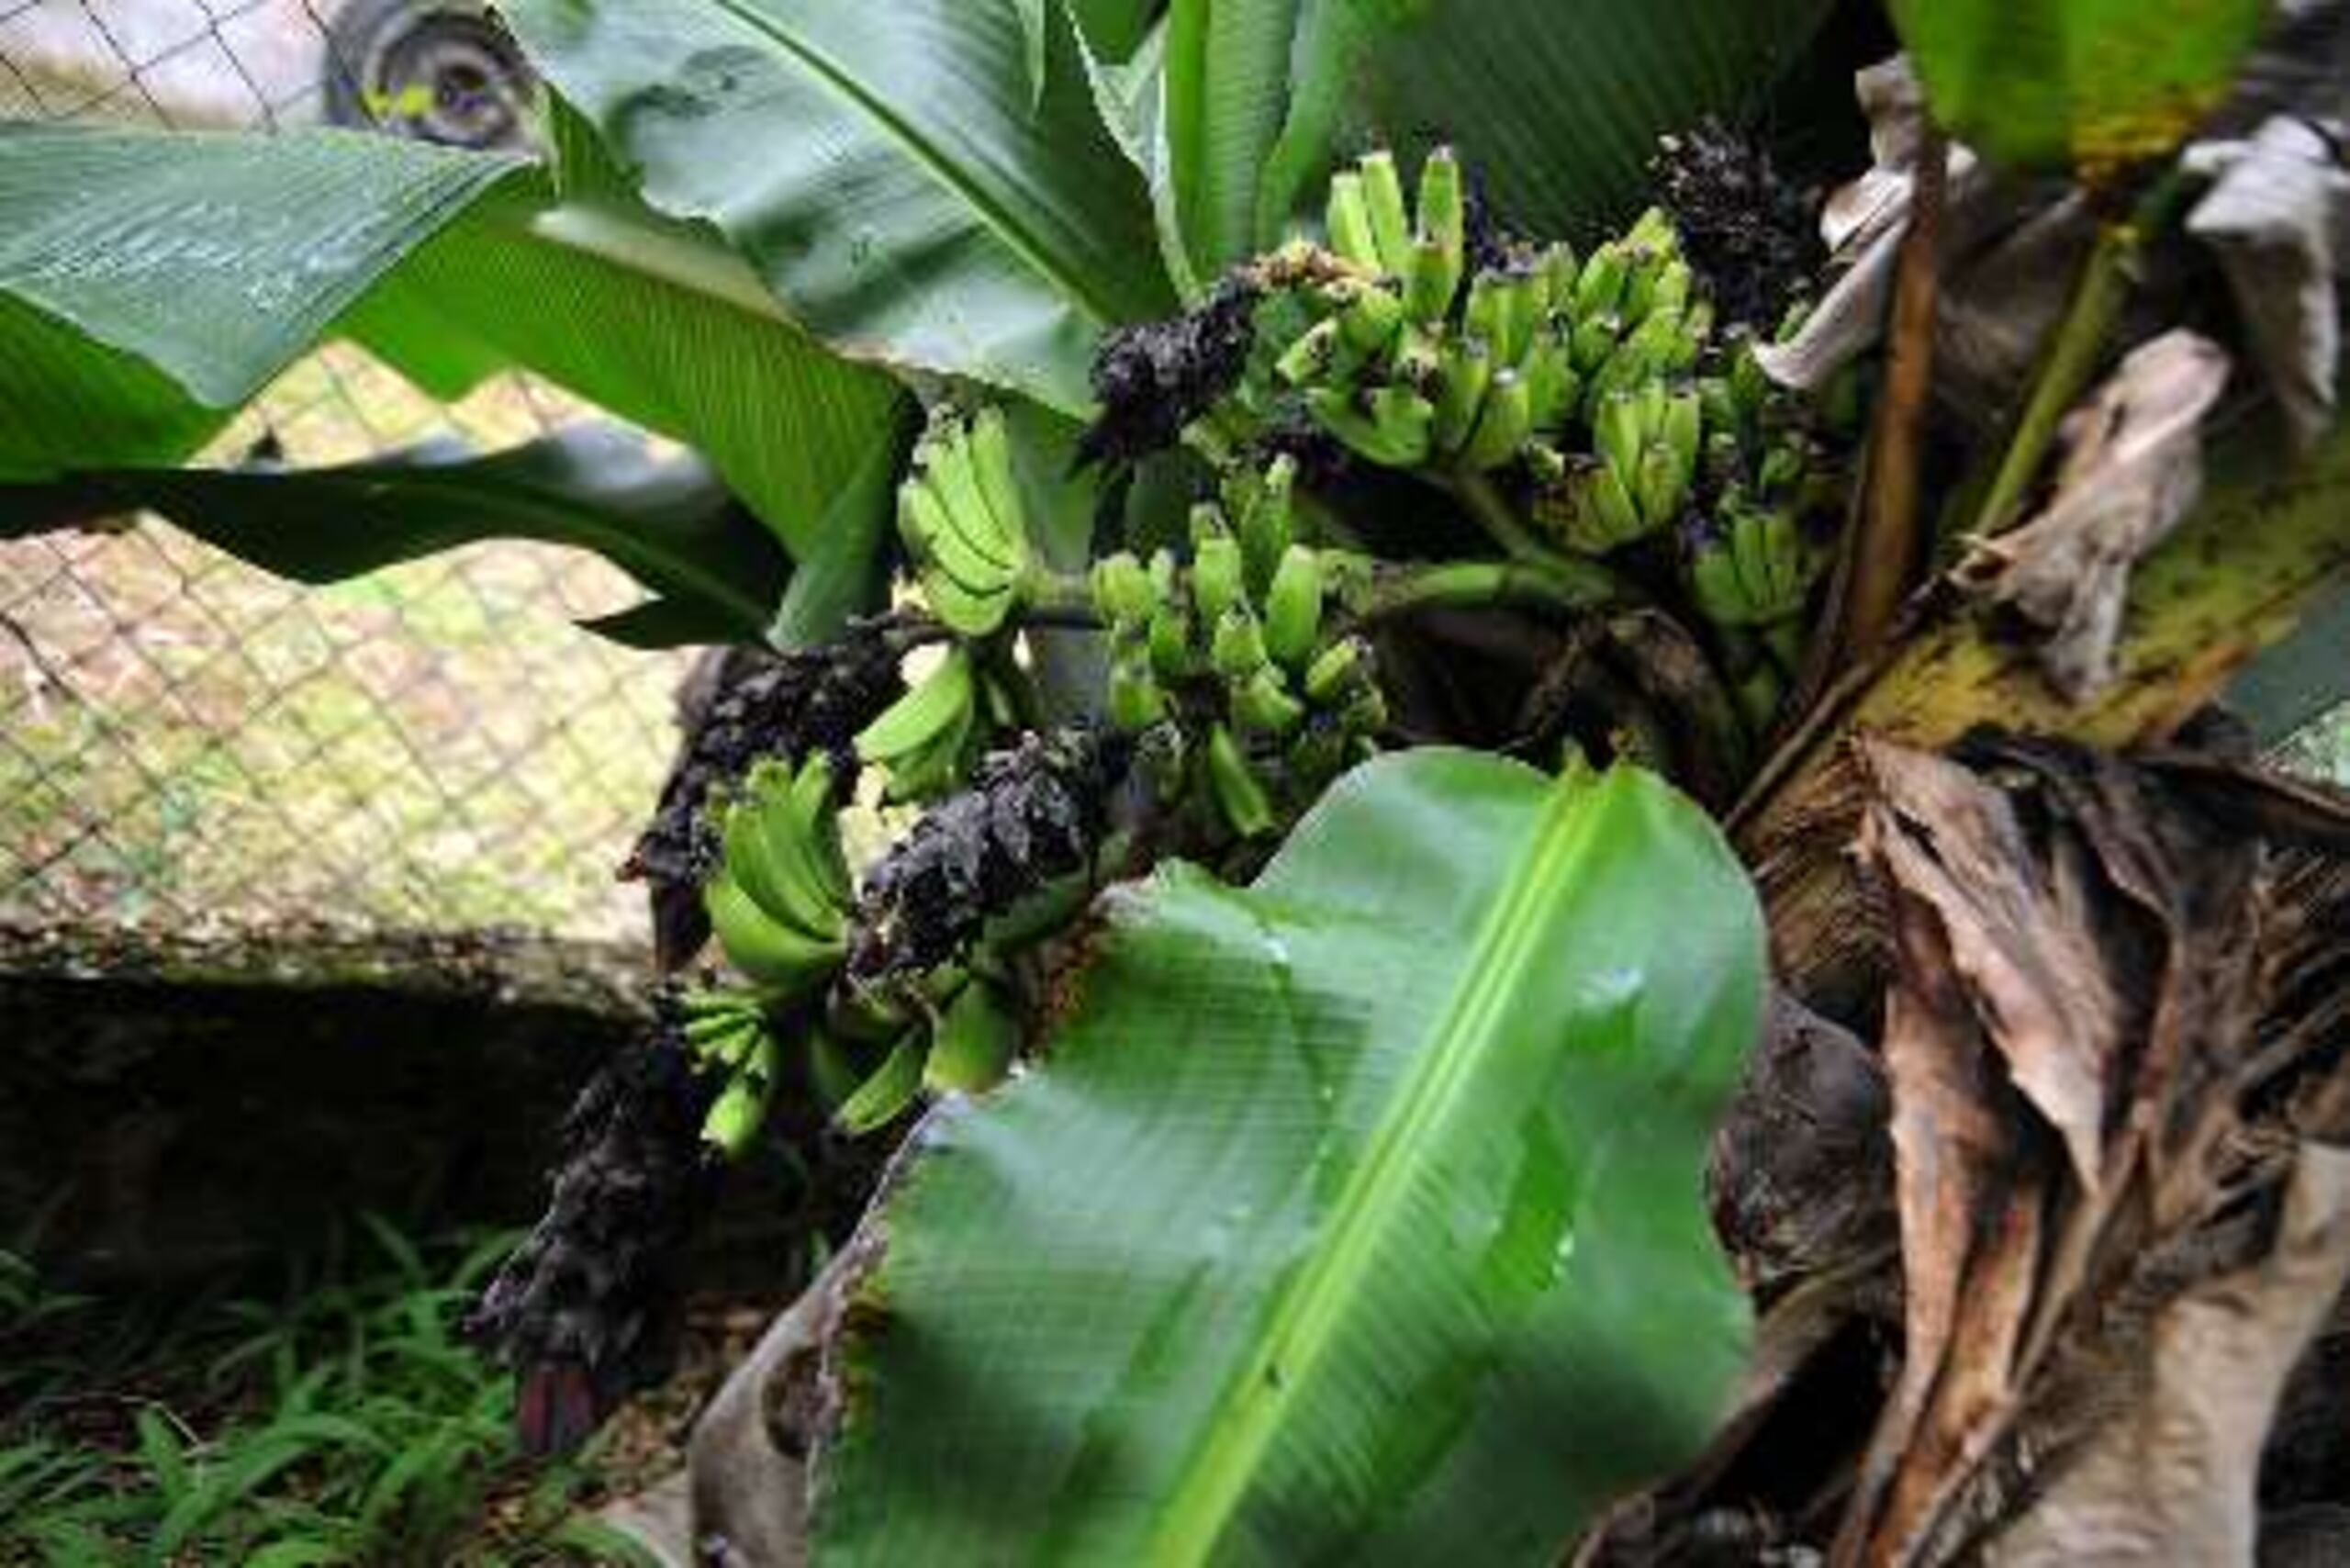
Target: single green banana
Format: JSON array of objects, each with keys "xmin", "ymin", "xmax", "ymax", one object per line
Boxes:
[
  {"xmin": 856, "ymin": 646, "xmax": 975, "ymax": 769},
  {"xmin": 1569, "ymin": 313, "xmax": 1620, "ymax": 375},
  {"xmin": 1358, "ymin": 151, "xmax": 1413, "ymax": 274},
  {"xmin": 706, "ymin": 874, "xmax": 844, "ymax": 995},
  {"xmin": 1306, "ymin": 385, "xmax": 1434, "ymax": 467},
  {"xmin": 1260, "ymin": 544, "xmax": 1326, "ymax": 669},
  {"xmin": 1573, "ymin": 242, "xmax": 1628, "ymax": 319},
  {"xmin": 1337, "ymin": 281, "xmax": 1405, "ymax": 354},
  {"xmin": 1211, "ymin": 605, "xmax": 1269, "ymax": 679},
  {"xmin": 1230, "ymin": 666, "xmax": 1307, "ymax": 735},
  {"xmin": 1091, "ymin": 551, "xmax": 1155, "ymax": 630},
  {"xmin": 1403, "ymin": 238, "xmax": 1457, "ymax": 326},
  {"xmin": 1237, "ymin": 455, "xmax": 1295, "ymax": 592},
  {"xmin": 1147, "ymin": 600, "xmax": 1195, "ymax": 684},
  {"xmin": 1303, "ymin": 634, "xmax": 1372, "ymax": 705},
  {"xmin": 1276, "ymin": 317, "xmax": 1351, "ymax": 387},
  {"xmin": 1463, "ymin": 272, "xmax": 1506, "ymax": 357},
  {"xmin": 1432, "ymin": 336, "xmax": 1493, "ymax": 454},
  {"xmin": 1106, "ymin": 644, "xmax": 1169, "ymax": 732},
  {"xmin": 968, "ymin": 406, "xmax": 1030, "ymax": 560},
  {"xmin": 1326, "ymin": 170, "xmax": 1382, "ymax": 270},
  {"xmin": 702, "ymin": 1074, "xmax": 771, "ymax": 1158},
  {"xmin": 1635, "ymin": 442, "xmax": 1688, "ymax": 531},
  {"xmin": 1192, "ymin": 533, "xmax": 1247, "ymax": 623},
  {"xmin": 1521, "ymin": 336, "xmax": 1580, "ymax": 433},
  {"xmin": 1535, "ymin": 242, "xmax": 1578, "ymax": 314},
  {"xmin": 1460, "ymin": 370, "xmax": 1531, "ymax": 470},
  {"xmin": 925, "ymin": 980, "xmax": 1019, "ymax": 1093},
  {"xmin": 1416, "ymin": 146, "xmax": 1465, "ymax": 286},
  {"xmin": 1660, "ymin": 390, "xmax": 1703, "ymax": 487},
  {"xmin": 784, "ymin": 753, "xmax": 851, "ymax": 914},
  {"xmin": 1595, "ymin": 389, "xmax": 1646, "ymax": 483},
  {"xmin": 1205, "ymin": 723, "xmax": 1276, "ymax": 838}
]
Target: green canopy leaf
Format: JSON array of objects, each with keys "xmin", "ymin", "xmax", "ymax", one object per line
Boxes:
[
  {"xmin": 0, "ymin": 123, "xmax": 521, "ymax": 480},
  {"xmin": 814, "ymin": 751, "xmax": 1764, "ymax": 1564},
  {"xmin": 1133, "ymin": 0, "xmax": 1831, "ymax": 280},
  {"xmin": 502, "ymin": 0, "xmax": 1179, "ymax": 415},
  {"xmin": 1890, "ymin": 0, "xmax": 2267, "ymax": 173},
  {"xmin": 1, "ymin": 425, "xmax": 785, "ymax": 647},
  {"xmin": 0, "ymin": 121, "xmax": 913, "ymax": 641}
]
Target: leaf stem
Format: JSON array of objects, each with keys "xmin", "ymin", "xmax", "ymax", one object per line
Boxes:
[{"xmin": 1962, "ymin": 173, "xmax": 2187, "ymax": 544}]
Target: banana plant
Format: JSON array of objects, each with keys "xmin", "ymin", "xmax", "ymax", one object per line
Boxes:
[{"xmin": 6, "ymin": 0, "xmax": 2348, "ymax": 1563}]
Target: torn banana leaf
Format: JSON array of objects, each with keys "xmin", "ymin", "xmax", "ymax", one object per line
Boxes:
[
  {"xmin": 812, "ymin": 750, "xmax": 1764, "ymax": 1564},
  {"xmin": 1, "ymin": 425, "xmax": 785, "ymax": 647}
]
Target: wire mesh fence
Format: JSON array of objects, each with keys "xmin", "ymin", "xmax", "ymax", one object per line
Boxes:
[{"xmin": 0, "ymin": 1, "xmax": 692, "ymax": 943}]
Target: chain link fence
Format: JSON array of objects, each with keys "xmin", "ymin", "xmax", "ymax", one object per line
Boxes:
[{"xmin": 0, "ymin": 1, "xmax": 692, "ymax": 943}]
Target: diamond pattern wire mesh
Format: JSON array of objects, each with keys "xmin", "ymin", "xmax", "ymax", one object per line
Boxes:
[{"xmin": 0, "ymin": 1, "xmax": 694, "ymax": 942}]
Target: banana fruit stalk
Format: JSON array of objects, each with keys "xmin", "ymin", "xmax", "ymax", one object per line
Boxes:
[
  {"xmin": 704, "ymin": 754, "xmax": 853, "ymax": 1005},
  {"xmin": 898, "ymin": 407, "xmax": 1032, "ymax": 637}
]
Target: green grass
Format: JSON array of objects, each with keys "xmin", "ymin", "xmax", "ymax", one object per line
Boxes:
[{"xmin": 0, "ymin": 1222, "xmax": 655, "ymax": 1567}]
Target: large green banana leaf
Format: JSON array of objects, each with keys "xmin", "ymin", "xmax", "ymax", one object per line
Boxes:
[
  {"xmin": 1890, "ymin": 0, "xmax": 2267, "ymax": 172},
  {"xmin": 1143, "ymin": 0, "xmax": 1832, "ymax": 280},
  {"xmin": 813, "ymin": 751, "xmax": 1764, "ymax": 1564},
  {"xmin": 0, "ymin": 122, "xmax": 912, "ymax": 638},
  {"xmin": 502, "ymin": 0, "xmax": 1178, "ymax": 418},
  {"xmin": 1, "ymin": 425, "xmax": 782, "ymax": 647}
]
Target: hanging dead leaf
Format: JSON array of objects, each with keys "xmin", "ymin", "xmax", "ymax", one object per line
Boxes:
[{"xmin": 1955, "ymin": 330, "xmax": 2233, "ymax": 701}]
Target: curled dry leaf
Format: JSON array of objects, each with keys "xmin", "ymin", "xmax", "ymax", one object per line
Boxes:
[
  {"xmin": 1757, "ymin": 52, "xmax": 2097, "ymax": 430},
  {"xmin": 2185, "ymin": 115, "xmax": 2350, "ymax": 453},
  {"xmin": 1986, "ymin": 1145, "xmax": 2350, "ymax": 1567},
  {"xmin": 1956, "ymin": 330, "xmax": 2232, "ymax": 701}
]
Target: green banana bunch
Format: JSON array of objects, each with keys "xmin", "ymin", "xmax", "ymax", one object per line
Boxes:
[
  {"xmin": 1325, "ymin": 146, "xmax": 1465, "ymax": 322},
  {"xmin": 1684, "ymin": 498, "xmax": 1824, "ymax": 653},
  {"xmin": 856, "ymin": 644, "xmax": 983, "ymax": 802},
  {"xmin": 898, "ymin": 407, "xmax": 1032, "ymax": 637},
  {"xmin": 681, "ymin": 988, "xmax": 783, "ymax": 1158},
  {"xmin": 1535, "ymin": 381, "xmax": 1702, "ymax": 554},
  {"xmin": 704, "ymin": 754, "xmax": 852, "ymax": 1002}
]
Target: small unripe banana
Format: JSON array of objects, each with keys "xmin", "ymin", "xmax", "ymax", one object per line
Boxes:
[
  {"xmin": 1416, "ymin": 145, "xmax": 1465, "ymax": 292},
  {"xmin": 1192, "ymin": 533, "xmax": 1247, "ymax": 623},
  {"xmin": 1303, "ymin": 634, "xmax": 1372, "ymax": 705},
  {"xmin": 1432, "ymin": 335, "xmax": 1493, "ymax": 454},
  {"xmin": 1277, "ymin": 317, "xmax": 1351, "ymax": 386},
  {"xmin": 1260, "ymin": 544, "xmax": 1326, "ymax": 669},
  {"xmin": 1205, "ymin": 722, "xmax": 1276, "ymax": 838},
  {"xmin": 1358, "ymin": 151, "xmax": 1413, "ymax": 274},
  {"xmin": 1326, "ymin": 170, "xmax": 1382, "ymax": 270},
  {"xmin": 1337, "ymin": 280, "xmax": 1405, "ymax": 354},
  {"xmin": 1107, "ymin": 646, "xmax": 1170, "ymax": 731},
  {"xmin": 1230, "ymin": 666, "xmax": 1307, "ymax": 735},
  {"xmin": 1091, "ymin": 551, "xmax": 1155, "ymax": 630},
  {"xmin": 1460, "ymin": 370, "xmax": 1532, "ymax": 471},
  {"xmin": 1211, "ymin": 605, "xmax": 1270, "ymax": 679}
]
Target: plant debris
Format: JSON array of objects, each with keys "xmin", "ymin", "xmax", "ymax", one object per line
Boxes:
[
  {"xmin": 1956, "ymin": 330, "xmax": 2232, "ymax": 700},
  {"xmin": 1651, "ymin": 117, "xmax": 1823, "ymax": 330},
  {"xmin": 847, "ymin": 725, "xmax": 1122, "ymax": 980},
  {"xmin": 466, "ymin": 1002, "xmax": 722, "ymax": 1457},
  {"xmin": 1075, "ymin": 274, "xmax": 1261, "ymax": 469}
]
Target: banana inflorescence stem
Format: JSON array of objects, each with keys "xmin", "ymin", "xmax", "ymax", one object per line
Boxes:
[
  {"xmin": 1353, "ymin": 558, "xmax": 1625, "ymax": 624},
  {"xmin": 1439, "ymin": 467, "xmax": 1554, "ymax": 563}
]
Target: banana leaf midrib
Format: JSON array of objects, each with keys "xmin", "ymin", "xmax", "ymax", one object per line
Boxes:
[{"xmin": 1142, "ymin": 768, "xmax": 1602, "ymax": 1564}]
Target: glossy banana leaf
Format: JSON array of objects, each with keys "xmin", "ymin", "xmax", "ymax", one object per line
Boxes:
[
  {"xmin": 1890, "ymin": 0, "xmax": 2267, "ymax": 173},
  {"xmin": 0, "ymin": 425, "xmax": 784, "ymax": 647},
  {"xmin": 0, "ymin": 122, "xmax": 911, "ymax": 639},
  {"xmin": 813, "ymin": 751, "xmax": 1764, "ymax": 1564},
  {"xmin": 502, "ymin": 0, "xmax": 1178, "ymax": 417},
  {"xmin": 1147, "ymin": 0, "xmax": 1833, "ymax": 278}
]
